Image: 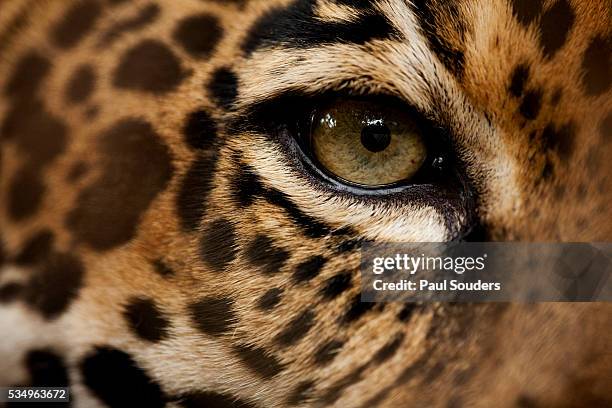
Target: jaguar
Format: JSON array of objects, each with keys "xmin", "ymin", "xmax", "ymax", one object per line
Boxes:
[{"xmin": 0, "ymin": 0, "xmax": 610, "ymax": 406}]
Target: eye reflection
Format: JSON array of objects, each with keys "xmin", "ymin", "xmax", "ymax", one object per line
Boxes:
[{"xmin": 320, "ymin": 113, "xmax": 337, "ymax": 129}]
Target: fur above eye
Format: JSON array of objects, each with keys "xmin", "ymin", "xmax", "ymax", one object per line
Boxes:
[{"xmin": 305, "ymin": 99, "xmax": 428, "ymax": 187}]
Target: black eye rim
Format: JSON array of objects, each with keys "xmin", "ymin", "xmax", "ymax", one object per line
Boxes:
[
  {"xmin": 234, "ymin": 89, "xmax": 467, "ymax": 199},
  {"xmin": 293, "ymin": 94, "xmax": 456, "ymax": 192}
]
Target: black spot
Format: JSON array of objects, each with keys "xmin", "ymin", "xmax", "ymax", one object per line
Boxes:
[
  {"xmin": 25, "ymin": 252, "xmax": 84, "ymax": 319},
  {"xmin": 275, "ymin": 309, "xmax": 315, "ymax": 347},
  {"xmin": 411, "ymin": 0, "xmax": 468, "ymax": 77},
  {"xmin": 511, "ymin": 0, "xmax": 543, "ymax": 27},
  {"xmin": 199, "ymin": 218, "xmax": 238, "ymax": 272},
  {"xmin": 539, "ymin": 0, "xmax": 574, "ymax": 59},
  {"xmin": 372, "ymin": 332, "xmax": 405, "ymax": 365},
  {"xmin": 65, "ymin": 64, "xmax": 96, "ymax": 104},
  {"xmin": 293, "ymin": 255, "xmax": 327, "ymax": 283},
  {"xmin": 26, "ymin": 349, "xmax": 70, "ymax": 386},
  {"xmin": 173, "ymin": 13, "xmax": 223, "ymax": 59},
  {"xmin": 66, "ymin": 160, "xmax": 89, "ymax": 183},
  {"xmin": 232, "ymin": 344, "xmax": 284, "ymax": 379},
  {"xmin": 153, "ymin": 259, "xmax": 174, "ymax": 277},
  {"xmin": 541, "ymin": 158, "xmax": 554, "ymax": 179},
  {"xmin": 233, "ymin": 164, "xmax": 265, "ymax": 207},
  {"xmin": 320, "ymin": 271, "xmax": 352, "ymax": 300},
  {"xmin": 519, "ymin": 89, "xmax": 542, "ymax": 120},
  {"xmin": 67, "ymin": 119, "xmax": 173, "ymax": 250},
  {"xmin": 7, "ymin": 166, "xmax": 45, "ymax": 221},
  {"xmin": 14, "ymin": 229, "xmax": 54, "ymax": 266},
  {"xmin": 189, "ymin": 296, "xmax": 236, "ymax": 336},
  {"xmin": 314, "ymin": 339, "xmax": 344, "ymax": 366},
  {"xmin": 600, "ymin": 112, "xmax": 611, "ymax": 142},
  {"xmin": 336, "ymin": 238, "xmax": 361, "ymax": 253},
  {"xmin": 397, "ymin": 303, "xmax": 418, "ymax": 322},
  {"xmin": 0, "ymin": 282, "xmax": 25, "ymax": 303},
  {"xmin": 176, "ymin": 154, "xmax": 218, "ymax": 231},
  {"xmin": 266, "ymin": 189, "xmax": 332, "ymax": 238},
  {"xmin": 4, "ymin": 51, "xmax": 50, "ymax": 98},
  {"xmin": 2, "ymin": 99, "xmax": 68, "ymax": 222},
  {"xmin": 81, "ymin": 347, "xmax": 166, "ymax": 408},
  {"xmin": 582, "ymin": 35, "xmax": 611, "ymax": 96},
  {"xmin": 51, "ymin": 0, "xmax": 102, "ymax": 49},
  {"xmin": 0, "ymin": 6, "xmax": 29, "ymax": 56},
  {"xmin": 114, "ymin": 39, "xmax": 185, "ymax": 93},
  {"xmin": 1, "ymin": 99, "xmax": 68, "ymax": 163},
  {"xmin": 541, "ymin": 121, "xmax": 575, "ymax": 159},
  {"xmin": 124, "ymin": 297, "xmax": 170, "ymax": 342},
  {"xmin": 178, "ymin": 391, "xmax": 257, "ymax": 408},
  {"xmin": 242, "ymin": 0, "xmax": 398, "ymax": 55},
  {"xmin": 183, "ymin": 109, "xmax": 217, "ymax": 150},
  {"xmin": 208, "ymin": 67, "xmax": 239, "ymax": 110},
  {"xmin": 330, "ymin": 226, "xmax": 355, "ymax": 237},
  {"xmin": 550, "ymin": 88, "xmax": 563, "ymax": 106},
  {"xmin": 245, "ymin": 234, "xmax": 289, "ymax": 275},
  {"xmin": 85, "ymin": 105, "xmax": 100, "ymax": 119},
  {"xmin": 257, "ymin": 288, "xmax": 283, "ymax": 310},
  {"xmin": 98, "ymin": 3, "xmax": 160, "ymax": 47},
  {"xmin": 340, "ymin": 294, "xmax": 375, "ymax": 324},
  {"xmin": 287, "ymin": 380, "xmax": 315, "ymax": 406},
  {"xmin": 509, "ymin": 63, "xmax": 529, "ymax": 97},
  {"xmin": 516, "ymin": 394, "xmax": 538, "ymax": 408}
]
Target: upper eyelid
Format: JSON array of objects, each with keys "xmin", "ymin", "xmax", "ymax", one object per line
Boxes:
[
  {"xmin": 236, "ymin": 89, "xmax": 426, "ymax": 132},
  {"xmin": 235, "ymin": 89, "xmax": 451, "ymax": 152}
]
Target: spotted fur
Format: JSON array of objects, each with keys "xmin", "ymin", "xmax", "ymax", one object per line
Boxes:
[{"xmin": 0, "ymin": 0, "xmax": 610, "ymax": 407}]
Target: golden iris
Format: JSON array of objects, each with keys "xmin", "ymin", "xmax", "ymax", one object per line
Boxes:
[{"xmin": 309, "ymin": 99, "xmax": 427, "ymax": 187}]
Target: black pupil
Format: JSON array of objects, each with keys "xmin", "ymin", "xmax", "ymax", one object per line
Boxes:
[{"xmin": 360, "ymin": 124, "xmax": 391, "ymax": 153}]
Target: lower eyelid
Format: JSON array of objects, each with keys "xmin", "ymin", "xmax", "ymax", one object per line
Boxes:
[{"xmin": 243, "ymin": 128, "xmax": 476, "ymax": 240}]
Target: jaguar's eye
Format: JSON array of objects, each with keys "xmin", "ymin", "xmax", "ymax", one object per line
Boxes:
[{"xmin": 304, "ymin": 99, "xmax": 428, "ymax": 187}]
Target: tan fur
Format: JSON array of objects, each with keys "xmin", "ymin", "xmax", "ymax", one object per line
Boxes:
[{"xmin": 0, "ymin": 0, "xmax": 610, "ymax": 407}]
